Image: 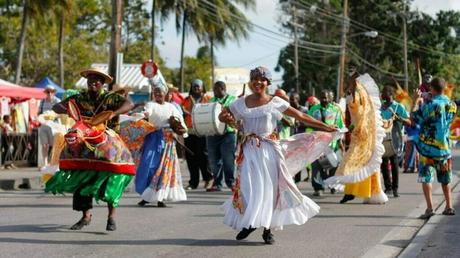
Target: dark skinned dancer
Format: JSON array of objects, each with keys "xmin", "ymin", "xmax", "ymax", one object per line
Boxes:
[
  {"xmin": 219, "ymin": 66, "xmax": 337, "ymax": 244},
  {"xmin": 46, "ymin": 68, "xmax": 134, "ymax": 231}
]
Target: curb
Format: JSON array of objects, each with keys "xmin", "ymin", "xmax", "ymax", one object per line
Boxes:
[
  {"xmin": 361, "ymin": 173, "xmax": 460, "ymax": 258},
  {"xmin": 0, "ymin": 175, "xmax": 43, "ymax": 190},
  {"xmin": 397, "ymin": 175, "xmax": 460, "ymax": 258}
]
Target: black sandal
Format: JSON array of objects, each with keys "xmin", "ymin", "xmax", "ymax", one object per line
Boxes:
[
  {"xmin": 442, "ymin": 208, "xmax": 456, "ymax": 216},
  {"xmin": 70, "ymin": 215, "xmax": 91, "ymax": 230},
  {"xmin": 157, "ymin": 201, "xmax": 167, "ymax": 208},
  {"xmin": 419, "ymin": 209, "xmax": 435, "ymax": 219}
]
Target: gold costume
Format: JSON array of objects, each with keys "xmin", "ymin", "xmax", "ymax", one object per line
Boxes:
[{"xmin": 325, "ymin": 74, "xmax": 387, "ymax": 203}]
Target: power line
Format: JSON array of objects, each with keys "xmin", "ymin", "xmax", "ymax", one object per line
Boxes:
[
  {"xmin": 348, "ymin": 49, "xmax": 405, "ymax": 78},
  {"xmin": 197, "ymin": 0, "xmax": 341, "ymax": 50},
  {"xmin": 195, "ymin": 0, "xmax": 340, "ymax": 55},
  {"xmin": 293, "ymin": 0, "xmax": 456, "ymax": 57}
]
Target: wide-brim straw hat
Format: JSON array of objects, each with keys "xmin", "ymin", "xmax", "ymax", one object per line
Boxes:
[
  {"xmin": 167, "ymin": 83, "xmax": 179, "ymax": 92},
  {"xmin": 80, "ymin": 67, "xmax": 113, "ymax": 84}
]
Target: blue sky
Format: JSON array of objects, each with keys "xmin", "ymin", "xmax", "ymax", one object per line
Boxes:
[{"xmin": 154, "ymin": 0, "xmax": 460, "ymax": 82}]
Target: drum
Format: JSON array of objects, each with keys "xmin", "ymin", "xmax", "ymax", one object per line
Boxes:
[
  {"xmin": 382, "ymin": 119, "xmax": 403, "ymax": 158},
  {"xmin": 192, "ymin": 103, "xmax": 226, "ymax": 136},
  {"xmin": 318, "ymin": 150, "xmax": 342, "ymax": 170}
]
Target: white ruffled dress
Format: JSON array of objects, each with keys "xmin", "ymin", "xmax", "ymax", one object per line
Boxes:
[{"xmin": 223, "ymin": 96, "xmax": 329, "ymax": 231}]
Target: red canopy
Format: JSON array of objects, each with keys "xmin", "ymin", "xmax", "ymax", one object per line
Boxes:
[{"xmin": 0, "ymin": 79, "xmax": 46, "ymax": 100}]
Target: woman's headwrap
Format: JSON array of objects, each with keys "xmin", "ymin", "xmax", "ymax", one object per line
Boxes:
[
  {"xmin": 250, "ymin": 66, "xmax": 272, "ymax": 85},
  {"xmin": 152, "ymin": 82, "xmax": 167, "ymax": 93}
]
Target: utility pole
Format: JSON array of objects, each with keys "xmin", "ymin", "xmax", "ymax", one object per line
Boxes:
[
  {"xmin": 337, "ymin": 0, "xmax": 349, "ymax": 101},
  {"xmin": 179, "ymin": 12, "xmax": 187, "ymax": 92},
  {"xmin": 402, "ymin": 0, "xmax": 409, "ymax": 90},
  {"xmin": 108, "ymin": 0, "xmax": 123, "ymax": 90},
  {"xmin": 210, "ymin": 37, "xmax": 215, "ymax": 86},
  {"xmin": 150, "ymin": 0, "xmax": 156, "ymax": 61},
  {"xmin": 293, "ymin": 4, "xmax": 300, "ymax": 93}
]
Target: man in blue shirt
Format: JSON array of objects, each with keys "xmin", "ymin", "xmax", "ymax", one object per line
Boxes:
[
  {"xmin": 380, "ymin": 85, "xmax": 411, "ymax": 197},
  {"xmin": 411, "ymin": 77, "xmax": 457, "ymax": 219}
]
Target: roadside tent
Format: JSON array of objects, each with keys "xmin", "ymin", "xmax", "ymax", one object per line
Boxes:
[
  {"xmin": 34, "ymin": 77, "xmax": 65, "ymax": 98},
  {"xmin": 0, "ymin": 79, "xmax": 46, "ymax": 101}
]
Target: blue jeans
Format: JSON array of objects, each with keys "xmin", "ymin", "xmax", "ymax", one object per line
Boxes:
[{"xmin": 206, "ymin": 133, "xmax": 236, "ymax": 189}]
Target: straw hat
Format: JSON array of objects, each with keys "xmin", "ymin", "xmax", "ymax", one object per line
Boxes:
[
  {"xmin": 167, "ymin": 83, "xmax": 179, "ymax": 92},
  {"xmin": 80, "ymin": 67, "xmax": 113, "ymax": 84}
]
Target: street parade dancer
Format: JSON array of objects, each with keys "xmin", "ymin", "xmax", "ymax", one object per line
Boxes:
[
  {"xmin": 45, "ymin": 68, "xmax": 135, "ymax": 231},
  {"xmin": 136, "ymin": 84, "xmax": 187, "ymax": 207},
  {"xmin": 325, "ymin": 64, "xmax": 388, "ymax": 204},
  {"xmin": 219, "ymin": 66, "xmax": 338, "ymax": 244}
]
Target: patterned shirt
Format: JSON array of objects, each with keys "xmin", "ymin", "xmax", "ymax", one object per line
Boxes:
[
  {"xmin": 210, "ymin": 94, "xmax": 237, "ymax": 133},
  {"xmin": 412, "ymin": 94, "xmax": 456, "ymax": 158},
  {"xmin": 381, "ymin": 100, "xmax": 409, "ymax": 135},
  {"xmin": 307, "ymin": 103, "xmax": 344, "ymax": 150},
  {"xmin": 61, "ymin": 89, "xmax": 126, "ymax": 131}
]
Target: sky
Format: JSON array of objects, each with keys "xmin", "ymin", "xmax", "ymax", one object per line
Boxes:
[{"xmin": 154, "ymin": 0, "xmax": 460, "ymax": 82}]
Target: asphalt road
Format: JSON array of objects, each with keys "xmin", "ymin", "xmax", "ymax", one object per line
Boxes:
[{"xmin": 0, "ymin": 151, "xmax": 459, "ymax": 258}]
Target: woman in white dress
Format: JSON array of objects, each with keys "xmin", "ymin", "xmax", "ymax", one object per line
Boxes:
[
  {"xmin": 136, "ymin": 85, "xmax": 187, "ymax": 207},
  {"xmin": 219, "ymin": 66, "xmax": 337, "ymax": 244}
]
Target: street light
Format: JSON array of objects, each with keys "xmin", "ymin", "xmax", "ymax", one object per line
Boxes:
[{"xmin": 337, "ymin": 30, "xmax": 378, "ymax": 101}]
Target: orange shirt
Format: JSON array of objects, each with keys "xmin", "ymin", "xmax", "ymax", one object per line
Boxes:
[{"xmin": 182, "ymin": 95, "xmax": 211, "ymax": 129}]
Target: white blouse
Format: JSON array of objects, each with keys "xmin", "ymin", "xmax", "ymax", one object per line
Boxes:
[
  {"xmin": 144, "ymin": 101, "xmax": 186, "ymax": 129},
  {"xmin": 229, "ymin": 96, "xmax": 290, "ymax": 137}
]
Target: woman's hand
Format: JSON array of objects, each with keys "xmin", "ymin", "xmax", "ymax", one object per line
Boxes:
[
  {"xmin": 325, "ymin": 124, "xmax": 339, "ymax": 132},
  {"xmin": 169, "ymin": 116, "xmax": 186, "ymax": 135}
]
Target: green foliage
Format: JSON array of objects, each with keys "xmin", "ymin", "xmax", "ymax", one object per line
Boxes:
[
  {"xmin": 277, "ymin": 0, "xmax": 460, "ymax": 97},
  {"xmin": 170, "ymin": 46, "xmax": 212, "ymax": 91}
]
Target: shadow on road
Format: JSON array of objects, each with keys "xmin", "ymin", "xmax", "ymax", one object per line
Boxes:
[
  {"xmin": 0, "ymin": 224, "xmax": 108, "ymax": 235},
  {"xmin": 0, "ymin": 237, "xmax": 264, "ymax": 246}
]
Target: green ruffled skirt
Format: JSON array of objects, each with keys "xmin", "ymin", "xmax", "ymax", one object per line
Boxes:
[{"xmin": 45, "ymin": 170, "xmax": 133, "ymax": 207}]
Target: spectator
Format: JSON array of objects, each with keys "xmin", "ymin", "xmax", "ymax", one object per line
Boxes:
[
  {"xmin": 412, "ymin": 77, "xmax": 457, "ymax": 219},
  {"xmin": 38, "ymin": 86, "xmax": 61, "ymax": 170}
]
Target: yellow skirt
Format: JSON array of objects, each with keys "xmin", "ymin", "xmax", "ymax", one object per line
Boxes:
[{"xmin": 344, "ymin": 172, "xmax": 382, "ymax": 199}]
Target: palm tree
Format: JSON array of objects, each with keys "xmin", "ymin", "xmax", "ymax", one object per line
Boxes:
[
  {"xmin": 154, "ymin": 0, "xmax": 255, "ymax": 91},
  {"xmin": 192, "ymin": 0, "xmax": 255, "ymax": 85},
  {"xmin": 53, "ymin": 0, "xmax": 73, "ymax": 88},
  {"xmin": 14, "ymin": 0, "xmax": 51, "ymax": 84}
]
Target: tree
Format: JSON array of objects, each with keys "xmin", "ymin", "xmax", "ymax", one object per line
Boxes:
[
  {"xmin": 277, "ymin": 0, "xmax": 460, "ymax": 97},
  {"xmin": 154, "ymin": 0, "xmax": 254, "ymax": 91},
  {"xmin": 14, "ymin": 0, "xmax": 51, "ymax": 84},
  {"xmin": 50, "ymin": 0, "xmax": 73, "ymax": 88}
]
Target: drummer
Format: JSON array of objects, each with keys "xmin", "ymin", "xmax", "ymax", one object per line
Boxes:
[
  {"xmin": 307, "ymin": 90, "xmax": 345, "ymax": 197},
  {"xmin": 380, "ymin": 85, "xmax": 411, "ymax": 198},
  {"xmin": 182, "ymin": 79, "xmax": 214, "ymax": 190},
  {"xmin": 206, "ymin": 81, "xmax": 237, "ymax": 192}
]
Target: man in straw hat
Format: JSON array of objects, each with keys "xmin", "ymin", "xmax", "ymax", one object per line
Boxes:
[
  {"xmin": 38, "ymin": 85, "xmax": 61, "ymax": 170},
  {"xmin": 46, "ymin": 67, "xmax": 135, "ymax": 231}
]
